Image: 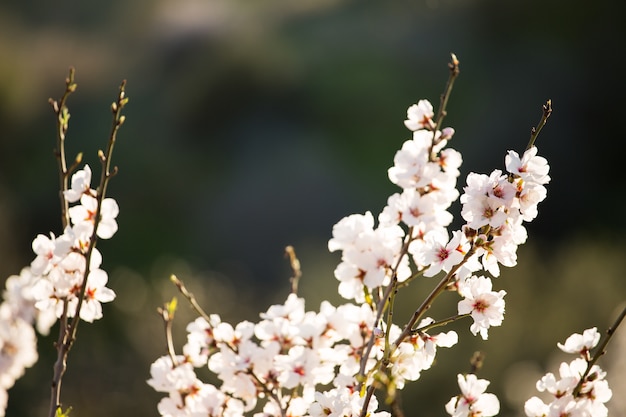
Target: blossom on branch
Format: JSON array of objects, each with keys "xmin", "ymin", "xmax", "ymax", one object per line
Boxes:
[
  {"xmin": 525, "ymin": 328, "xmax": 613, "ymax": 417},
  {"xmin": 445, "ymin": 373, "xmax": 500, "ymax": 417},
  {"xmin": 457, "ymin": 275, "xmax": 506, "ymax": 340}
]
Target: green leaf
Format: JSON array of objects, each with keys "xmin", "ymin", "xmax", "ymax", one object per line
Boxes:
[{"xmin": 55, "ymin": 406, "xmax": 73, "ymax": 417}]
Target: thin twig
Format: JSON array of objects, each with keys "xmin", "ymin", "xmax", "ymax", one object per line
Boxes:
[
  {"xmin": 285, "ymin": 245, "xmax": 302, "ymax": 294},
  {"xmin": 527, "ymin": 99, "xmax": 552, "ymax": 150},
  {"xmin": 412, "ymin": 313, "xmax": 470, "ymax": 334},
  {"xmin": 49, "ymin": 67, "xmax": 77, "ymax": 231},
  {"xmin": 157, "ymin": 298, "xmax": 180, "ymax": 367},
  {"xmin": 430, "ymin": 53, "xmax": 460, "ymax": 154},
  {"xmin": 170, "ymin": 274, "xmax": 214, "ymax": 325}
]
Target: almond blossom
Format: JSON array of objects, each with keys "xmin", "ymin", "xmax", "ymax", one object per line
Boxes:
[
  {"xmin": 404, "ymin": 99, "xmax": 435, "ymax": 131},
  {"xmin": 457, "ymin": 275, "xmax": 506, "ymax": 340},
  {"xmin": 525, "ymin": 328, "xmax": 613, "ymax": 417},
  {"xmin": 144, "ymin": 94, "xmax": 563, "ymax": 417},
  {"xmin": 445, "ymin": 373, "xmax": 500, "ymax": 417}
]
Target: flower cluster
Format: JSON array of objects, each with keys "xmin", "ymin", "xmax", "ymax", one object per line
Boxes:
[
  {"xmin": 525, "ymin": 328, "xmax": 613, "ymax": 417},
  {"xmin": 148, "ymin": 94, "xmax": 556, "ymax": 416},
  {"xmin": 30, "ymin": 164, "xmax": 117, "ymax": 323},
  {"xmin": 330, "ymin": 100, "xmax": 549, "ymax": 341},
  {"xmin": 149, "ymin": 292, "xmax": 459, "ymax": 416},
  {"xmin": 0, "ymin": 164, "xmax": 118, "ymax": 415},
  {"xmin": 1, "ymin": 65, "xmax": 619, "ymax": 417},
  {"xmin": 0, "ymin": 268, "xmax": 42, "ymax": 415}
]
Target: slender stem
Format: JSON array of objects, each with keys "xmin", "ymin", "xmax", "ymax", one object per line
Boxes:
[
  {"xmin": 572, "ymin": 305, "xmax": 626, "ymax": 397},
  {"xmin": 396, "ymin": 268, "xmax": 426, "ymax": 289},
  {"xmin": 527, "ymin": 99, "xmax": 552, "ymax": 150},
  {"xmin": 158, "ymin": 299, "xmax": 180, "ymax": 367},
  {"xmin": 382, "ymin": 279, "xmax": 398, "ymax": 366},
  {"xmin": 49, "ymin": 299, "xmax": 69, "ymax": 415},
  {"xmin": 390, "ymin": 397, "xmax": 406, "ymax": 417},
  {"xmin": 170, "ymin": 274, "xmax": 214, "ymax": 325},
  {"xmin": 49, "ymin": 68, "xmax": 77, "ymax": 231},
  {"xmin": 430, "ymin": 53, "xmax": 460, "ymax": 153},
  {"xmin": 413, "ymin": 313, "xmax": 470, "ymax": 334},
  {"xmin": 285, "ymin": 245, "xmax": 302, "ymax": 295}
]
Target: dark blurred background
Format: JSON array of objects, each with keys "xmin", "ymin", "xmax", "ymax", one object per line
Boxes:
[{"xmin": 1, "ymin": 0, "xmax": 625, "ymax": 416}]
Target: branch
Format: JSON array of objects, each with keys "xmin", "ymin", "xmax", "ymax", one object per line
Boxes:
[{"xmin": 48, "ymin": 78, "xmax": 128, "ymax": 417}]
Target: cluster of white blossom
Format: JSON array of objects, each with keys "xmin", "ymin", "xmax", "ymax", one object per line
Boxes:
[
  {"xmin": 525, "ymin": 328, "xmax": 613, "ymax": 417},
  {"xmin": 0, "ymin": 164, "xmax": 117, "ymax": 415},
  {"xmin": 148, "ymin": 292, "xmax": 458, "ymax": 417},
  {"xmin": 0, "ymin": 83, "xmax": 617, "ymax": 417},
  {"xmin": 331, "ymin": 98, "xmax": 549, "ymax": 341},
  {"xmin": 0, "ymin": 268, "xmax": 42, "ymax": 415},
  {"xmin": 30, "ymin": 165, "xmax": 117, "ymax": 322},
  {"xmin": 147, "ymin": 98, "xmax": 561, "ymax": 417},
  {"xmin": 445, "ymin": 373, "xmax": 500, "ymax": 417}
]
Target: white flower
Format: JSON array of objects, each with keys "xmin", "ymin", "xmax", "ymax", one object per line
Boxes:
[
  {"xmin": 404, "ymin": 99, "xmax": 435, "ymax": 131},
  {"xmin": 147, "ymin": 355, "xmax": 199, "ymax": 394},
  {"xmin": 0, "ymin": 305, "xmax": 38, "ymax": 390},
  {"xmin": 328, "ymin": 212, "xmax": 375, "ymax": 252},
  {"xmin": 69, "ymin": 194, "xmax": 119, "ymax": 239},
  {"xmin": 505, "ymin": 146, "xmax": 550, "ymax": 185},
  {"xmin": 64, "ymin": 165, "xmax": 93, "ymax": 203},
  {"xmin": 274, "ymin": 345, "xmax": 333, "ymax": 389},
  {"xmin": 524, "ymin": 396, "xmax": 551, "ymax": 417},
  {"xmin": 419, "ymin": 230, "xmax": 468, "ymax": 277},
  {"xmin": 183, "ymin": 316, "xmax": 219, "ymax": 367},
  {"xmin": 439, "ymin": 148, "xmax": 462, "ymax": 176},
  {"xmin": 30, "ymin": 233, "xmax": 59, "ymax": 276},
  {"xmin": 557, "ymin": 327, "xmax": 600, "ymax": 356},
  {"xmin": 79, "ymin": 269, "xmax": 116, "ymax": 323},
  {"xmin": 388, "ymin": 131, "xmax": 440, "ymax": 189},
  {"xmin": 526, "ymin": 355, "xmax": 613, "ymax": 417},
  {"xmin": 457, "ymin": 276, "xmax": 506, "ymax": 340},
  {"xmin": 445, "ymin": 373, "xmax": 500, "ymax": 417}
]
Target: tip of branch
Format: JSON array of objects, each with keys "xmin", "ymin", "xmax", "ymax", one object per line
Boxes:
[
  {"xmin": 170, "ymin": 274, "xmax": 181, "ymax": 286},
  {"xmin": 543, "ymin": 99, "xmax": 553, "ymax": 119},
  {"xmin": 449, "ymin": 53, "xmax": 460, "ymax": 75}
]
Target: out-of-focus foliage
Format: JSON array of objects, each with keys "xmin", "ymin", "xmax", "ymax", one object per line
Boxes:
[{"xmin": 1, "ymin": 0, "xmax": 625, "ymax": 416}]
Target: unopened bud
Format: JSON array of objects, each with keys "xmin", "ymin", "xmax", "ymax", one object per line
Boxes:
[
  {"xmin": 373, "ymin": 327, "xmax": 385, "ymax": 338},
  {"xmin": 441, "ymin": 127, "xmax": 455, "ymax": 140},
  {"xmin": 451, "ymin": 53, "xmax": 459, "ymax": 66}
]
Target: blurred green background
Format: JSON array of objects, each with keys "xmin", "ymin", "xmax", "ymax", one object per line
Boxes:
[{"xmin": 1, "ymin": 0, "xmax": 625, "ymax": 416}]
